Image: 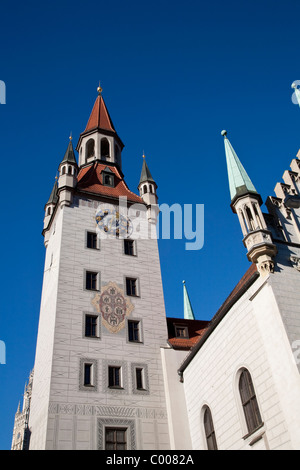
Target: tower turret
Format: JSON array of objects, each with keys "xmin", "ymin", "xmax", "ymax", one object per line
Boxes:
[
  {"xmin": 222, "ymin": 130, "xmax": 277, "ymax": 275},
  {"xmin": 57, "ymin": 136, "xmax": 78, "ymax": 207},
  {"xmin": 43, "ymin": 178, "xmax": 58, "ymax": 232},
  {"xmin": 76, "ymin": 84, "xmax": 124, "ymax": 169},
  {"xmin": 138, "ymin": 154, "xmax": 159, "ymax": 224}
]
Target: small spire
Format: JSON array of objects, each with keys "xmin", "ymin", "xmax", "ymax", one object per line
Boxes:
[
  {"xmin": 139, "ymin": 155, "xmax": 155, "ymax": 185},
  {"xmin": 183, "ymin": 280, "xmax": 195, "ymax": 320},
  {"xmin": 46, "ymin": 179, "xmax": 59, "ymax": 205},
  {"xmin": 60, "ymin": 137, "xmax": 77, "ymax": 165},
  {"xmin": 221, "ymin": 130, "xmax": 257, "ymax": 202}
]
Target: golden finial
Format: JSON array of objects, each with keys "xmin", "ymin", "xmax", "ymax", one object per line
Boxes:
[
  {"xmin": 97, "ymin": 81, "xmax": 103, "ymax": 95},
  {"xmin": 69, "ymin": 131, "xmax": 72, "ymax": 141},
  {"xmin": 142, "ymin": 150, "xmax": 146, "ymax": 159}
]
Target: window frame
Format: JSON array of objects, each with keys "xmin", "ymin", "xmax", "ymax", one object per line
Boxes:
[
  {"xmin": 85, "ymin": 270, "xmax": 100, "ymax": 291},
  {"xmin": 174, "ymin": 324, "xmax": 189, "ymax": 338},
  {"xmin": 108, "ymin": 365, "xmax": 123, "ymax": 389},
  {"xmin": 203, "ymin": 406, "xmax": 218, "ymax": 450},
  {"xmin": 123, "ymin": 239, "xmax": 136, "ymax": 257},
  {"xmin": 79, "ymin": 358, "xmax": 98, "ymax": 391},
  {"xmin": 105, "ymin": 427, "xmax": 127, "ymax": 450},
  {"xmin": 84, "ymin": 313, "xmax": 100, "ymax": 339},
  {"xmin": 86, "ymin": 231, "xmax": 100, "ymax": 250},
  {"xmin": 125, "ymin": 277, "xmax": 139, "ymax": 297},
  {"xmin": 127, "ymin": 319, "xmax": 141, "ymax": 343},
  {"xmin": 238, "ymin": 368, "xmax": 263, "ymax": 437}
]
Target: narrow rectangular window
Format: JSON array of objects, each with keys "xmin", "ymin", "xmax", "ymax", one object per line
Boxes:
[
  {"xmin": 124, "ymin": 239, "xmax": 135, "ymax": 256},
  {"xmin": 86, "ymin": 271, "xmax": 98, "ymax": 290},
  {"xmin": 126, "ymin": 277, "xmax": 138, "ymax": 296},
  {"xmin": 135, "ymin": 368, "xmax": 144, "ymax": 390},
  {"xmin": 105, "ymin": 428, "xmax": 127, "ymax": 450},
  {"xmin": 84, "ymin": 363, "xmax": 93, "ymax": 386},
  {"xmin": 87, "ymin": 232, "xmax": 98, "ymax": 249},
  {"xmin": 108, "ymin": 366, "xmax": 121, "ymax": 388},
  {"xmin": 128, "ymin": 320, "xmax": 140, "ymax": 342},
  {"xmin": 85, "ymin": 315, "xmax": 98, "ymax": 337}
]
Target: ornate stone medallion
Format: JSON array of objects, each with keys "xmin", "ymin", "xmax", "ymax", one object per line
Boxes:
[{"xmin": 92, "ymin": 281, "xmax": 134, "ymax": 333}]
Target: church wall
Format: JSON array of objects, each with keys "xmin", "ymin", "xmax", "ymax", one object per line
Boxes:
[
  {"xmin": 42, "ymin": 196, "xmax": 171, "ymax": 450},
  {"xmin": 182, "ymin": 274, "xmax": 295, "ymax": 450}
]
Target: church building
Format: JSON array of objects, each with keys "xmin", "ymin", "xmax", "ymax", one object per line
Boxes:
[{"xmin": 11, "ymin": 85, "xmax": 300, "ymax": 450}]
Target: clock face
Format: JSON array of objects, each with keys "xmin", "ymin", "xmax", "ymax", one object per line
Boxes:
[{"xmin": 95, "ymin": 205, "xmax": 133, "ymax": 238}]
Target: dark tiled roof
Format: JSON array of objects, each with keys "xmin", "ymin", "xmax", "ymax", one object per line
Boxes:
[{"xmin": 167, "ymin": 317, "xmax": 209, "ymax": 350}]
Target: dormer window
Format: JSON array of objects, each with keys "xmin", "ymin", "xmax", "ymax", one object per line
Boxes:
[
  {"xmin": 102, "ymin": 167, "xmax": 115, "ymax": 187},
  {"xmin": 174, "ymin": 325, "xmax": 189, "ymax": 338}
]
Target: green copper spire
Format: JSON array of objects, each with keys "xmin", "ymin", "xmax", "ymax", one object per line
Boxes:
[
  {"xmin": 221, "ymin": 130, "xmax": 257, "ymax": 202},
  {"xmin": 183, "ymin": 280, "xmax": 195, "ymax": 320}
]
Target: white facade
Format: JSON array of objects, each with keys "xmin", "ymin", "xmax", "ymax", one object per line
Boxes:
[{"xmin": 27, "ymin": 93, "xmax": 171, "ymax": 450}]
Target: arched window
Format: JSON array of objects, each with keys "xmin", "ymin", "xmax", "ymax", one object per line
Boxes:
[
  {"xmin": 47, "ymin": 207, "xmax": 51, "ymax": 216},
  {"xmin": 239, "ymin": 368, "xmax": 262, "ymax": 434},
  {"xmin": 86, "ymin": 139, "xmax": 95, "ymax": 160},
  {"xmin": 68, "ymin": 166, "xmax": 72, "ymax": 175},
  {"xmin": 203, "ymin": 407, "xmax": 218, "ymax": 450},
  {"xmin": 245, "ymin": 206, "xmax": 255, "ymax": 231},
  {"xmin": 62, "ymin": 166, "xmax": 66, "ymax": 175},
  {"xmin": 101, "ymin": 138, "xmax": 110, "ymax": 159},
  {"xmin": 253, "ymin": 203, "xmax": 262, "ymax": 230},
  {"xmin": 143, "ymin": 185, "xmax": 148, "ymax": 194}
]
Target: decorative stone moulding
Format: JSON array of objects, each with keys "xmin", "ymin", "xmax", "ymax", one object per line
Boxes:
[
  {"xmin": 243, "ymin": 229, "xmax": 273, "ymax": 250},
  {"xmin": 257, "ymin": 257, "xmax": 275, "ymax": 276},
  {"xmin": 243, "ymin": 229, "xmax": 277, "ymax": 277}
]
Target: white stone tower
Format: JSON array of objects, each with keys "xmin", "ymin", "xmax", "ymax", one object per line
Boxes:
[{"xmin": 27, "ymin": 86, "xmax": 171, "ymax": 450}]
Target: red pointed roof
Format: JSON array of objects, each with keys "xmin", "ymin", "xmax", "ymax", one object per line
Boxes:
[
  {"xmin": 84, "ymin": 94, "xmax": 116, "ymax": 133},
  {"xmin": 77, "ymin": 162, "xmax": 143, "ymax": 203}
]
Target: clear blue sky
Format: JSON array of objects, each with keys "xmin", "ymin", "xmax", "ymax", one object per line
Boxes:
[{"xmin": 1, "ymin": 0, "xmax": 300, "ymax": 450}]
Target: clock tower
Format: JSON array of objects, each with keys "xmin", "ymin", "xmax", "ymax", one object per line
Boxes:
[{"xmin": 28, "ymin": 87, "xmax": 171, "ymax": 450}]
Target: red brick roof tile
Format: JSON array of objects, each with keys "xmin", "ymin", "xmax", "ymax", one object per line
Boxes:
[
  {"xmin": 84, "ymin": 95, "xmax": 116, "ymax": 133},
  {"xmin": 77, "ymin": 162, "xmax": 143, "ymax": 203}
]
